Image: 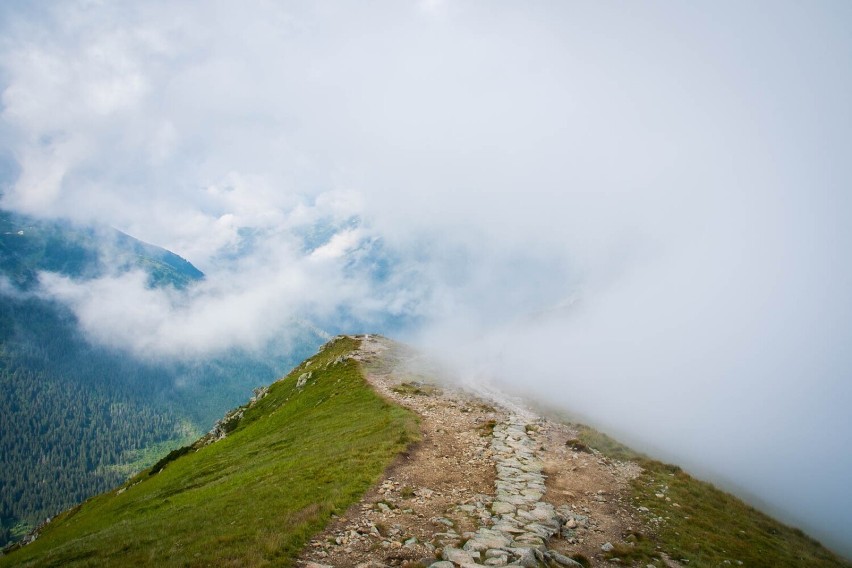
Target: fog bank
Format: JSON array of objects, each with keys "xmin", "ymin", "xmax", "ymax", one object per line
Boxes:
[{"xmin": 1, "ymin": 0, "xmax": 850, "ymax": 557}]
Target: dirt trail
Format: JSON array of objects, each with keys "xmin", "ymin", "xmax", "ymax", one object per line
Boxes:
[{"xmin": 298, "ymin": 336, "xmax": 667, "ymax": 568}]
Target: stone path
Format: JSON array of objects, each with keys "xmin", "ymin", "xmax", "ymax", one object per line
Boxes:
[
  {"xmin": 299, "ymin": 336, "xmax": 647, "ymax": 568},
  {"xmin": 435, "ymin": 417, "xmax": 583, "ymax": 568}
]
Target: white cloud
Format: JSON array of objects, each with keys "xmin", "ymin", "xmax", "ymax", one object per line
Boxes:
[
  {"xmin": 309, "ymin": 228, "xmax": 361, "ymax": 261},
  {"xmin": 1, "ymin": 0, "xmax": 851, "ymax": 557}
]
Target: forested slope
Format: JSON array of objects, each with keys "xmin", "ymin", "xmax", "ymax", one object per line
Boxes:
[
  {"xmin": 0, "ymin": 211, "xmax": 320, "ymax": 546},
  {"xmin": 0, "ymin": 336, "xmax": 417, "ymax": 567}
]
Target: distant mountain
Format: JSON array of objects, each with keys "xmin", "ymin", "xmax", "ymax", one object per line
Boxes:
[
  {"xmin": 0, "ymin": 210, "xmax": 203, "ymax": 290},
  {"xmin": 0, "ymin": 210, "xmax": 322, "ymax": 548}
]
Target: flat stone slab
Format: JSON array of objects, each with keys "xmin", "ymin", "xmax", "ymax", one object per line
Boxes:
[
  {"xmin": 492, "ymin": 501, "xmax": 515, "ymax": 514},
  {"xmin": 443, "ymin": 547, "xmax": 470, "ymax": 562}
]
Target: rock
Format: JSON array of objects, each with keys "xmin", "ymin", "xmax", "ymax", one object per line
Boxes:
[
  {"xmin": 492, "ymin": 501, "xmax": 515, "ymax": 515},
  {"xmin": 463, "ymin": 532, "xmax": 511, "ymax": 552},
  {"xmin": 509, "ymin": 547, "xmax": 540, "ymax": 568},
  {"xmin": 528, "ymin": 504, "xmax": 556, "ymax": 522},
  {"xmin": 428, "ymin": 563, "xmax": 455, "ymax": 568},
  {"xmin": 524, "ymin": 522, "xmax": 556, "ymax": 539},
  {"xmin": 442, "ymin": 546, "xmax": 476, "ymax": 565},
  {"xmin": 304, "ymin": 563, "xmax": 333, "ymax": 568},
  {"xmin": 296, "ymin": 373, "xmax": 311, "ymax": 388},
  {"xmin": 601, "ymin": 542, "xmax": 615, "ymax": 552},
  {"xmin": 547, "ymin": 551, "xmax": 584, "ymax": 567},
  {"xmin": 565, "ymin": 518, "xmax": 577, "ymax": 529},
  {"xmin": 493, "ymin": 523, "xmax": 526, "ymax": 535},
  {"xmin": 512, "ymin": 533, "xmax": 544, "ymax": 546}
]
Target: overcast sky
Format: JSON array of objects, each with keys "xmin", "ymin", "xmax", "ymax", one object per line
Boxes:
[{"xmin": 1, "ymin": 0, "xmax": 851, "ymax": 557}]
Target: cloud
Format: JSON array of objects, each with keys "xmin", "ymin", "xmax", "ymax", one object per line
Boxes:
[
  {"xmin": 1, "ymin": 0, "xmax": 851, "ymax": 557},
  {"xmin": 34, "ymin": 204, "xmax": 421, "ymax": 359}
]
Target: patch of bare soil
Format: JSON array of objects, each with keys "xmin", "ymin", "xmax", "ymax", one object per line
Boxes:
[
  {"xmin": 537, "ymin": 420, "xmax": 648, "ymax": 566},
  {"xmin": 299, "ymin": 337, "xmax": 507, "ymax": 567}
]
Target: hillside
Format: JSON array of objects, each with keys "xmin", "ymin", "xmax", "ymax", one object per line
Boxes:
[
  {"xmin": 0, "ymin": 210, "xmax": 202, "ymax": 290},
  {"xmin": 0, "ymin": 336, "xmax": 417, "ymax": 567},
  {"xmin": 0, "ymin": 211, "xmax": 321, "ymax": 546},
  {"xmin": 3, "ymin": 336, "xmax": 848, "ymax": 568}
]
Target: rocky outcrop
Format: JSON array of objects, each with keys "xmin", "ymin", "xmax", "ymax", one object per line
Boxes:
[{"xmin": 203, "ymin": 382, "xmax": 272, "ymax": 444}]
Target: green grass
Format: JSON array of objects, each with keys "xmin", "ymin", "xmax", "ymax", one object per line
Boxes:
[
  {"xmin": 1, "ymin": 336, "xmax": 419, "ymax": 567},
  {"xmin": 630, "ymin": 462, "xmax": 849, "ymax": 567},
  {"xmin": 7, "ymin": 523, "xmax": 31, "ymax": 542},
  {"xmin": 574, "ymin": 424, "xmax": 644, "ymax": 462},
  {"xmin": 576, "ymin": 426, "xmax": 850, "ymax": 568},
  {"xmin": 391, "ymin": 381, "xmax": 441, "ymax": 397},
  {"xmin": 99, "ymin": 423, "xmax": 201, "ymax": 479}
]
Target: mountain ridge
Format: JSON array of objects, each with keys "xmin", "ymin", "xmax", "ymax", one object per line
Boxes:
[
  {"xmin": 0, "ymin": 209, "xmax": 203, "ymax": 290},
  {"xmin": 3, "ymin": 335, "xmax": 848, "ymax": 567}
]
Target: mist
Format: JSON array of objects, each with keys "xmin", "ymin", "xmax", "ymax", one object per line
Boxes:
[{"xmin": 1, "ymin": 0, "xmax": 850, "ymax": 557}]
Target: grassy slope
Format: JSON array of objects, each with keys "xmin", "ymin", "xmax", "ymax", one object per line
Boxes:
[
  {"xmin": 575, "ymin": 426, "xmax": 850, "ymax": 568},
  {"xmin": 1, "ymin": 336, "xmax": 418, "ymax": 567}
]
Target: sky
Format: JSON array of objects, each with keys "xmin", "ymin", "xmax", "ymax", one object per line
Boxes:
[{"xmin": 1, "ymin": 0, "xmax": 851, "ymax": 557}]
